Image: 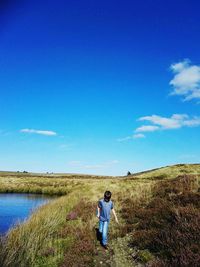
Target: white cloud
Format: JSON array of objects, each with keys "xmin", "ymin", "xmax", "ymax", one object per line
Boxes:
[
  {"xmin": 20, "ymin": 128, "xmax": 57, "ymax": 136},
  {"xmin": 169, "ymin": 59, "xmax": 200, "ymax": 101},
  {"xmin": 118, "ymin": 113, "xmax": 200, "ymax": 141},
  {"xmin": 133, "ymin": 133, "xmax": 145, "ymax": 139},
  {"xmin": 138, "ymin": 114, "xmax": 188, "ymax": 129},
  {"xmin": 135, "ymin": 114, "xmax": 200, "ymax": 133},
  {"xmin": 135, "ymin": 125, "xmax": 160, "ymax": 133},
  {"xmin": 170, "ymin": 60, "xmax": 189, "ymax": 72},
  {"xmin": 182, "ymin": 117, "xmax": 200, "ymax": 127}
]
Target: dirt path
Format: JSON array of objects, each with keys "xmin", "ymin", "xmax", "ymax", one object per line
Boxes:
[
  {"xmin": 94, "ymin": 244, "xmax": 114, "ymax": 267},
  {"xmin": 93, "ymin": 228, "xmax": 135, "ymax": 267}
]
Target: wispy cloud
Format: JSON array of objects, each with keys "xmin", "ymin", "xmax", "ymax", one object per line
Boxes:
[
  {"xmin": 135, "ymin": 125, "xmax": 160, "ymax": 133},
  {"xmin": 169, "ymin": 59, "xmax": 200, "ymax": 101},
  {"xmin": 20, "ymin": 128, "xmax": 57, "ymax": 136},
  {"xmin": 117, "ymin": 133, "xmax": 145, "ymax": 142},
  {"xmin": 135, "ymin": 114, "xmax": 200, "ymax": 133},
  {"xmin": 133, "ymin": 133, "xmax": 145, "ymax": 139}
]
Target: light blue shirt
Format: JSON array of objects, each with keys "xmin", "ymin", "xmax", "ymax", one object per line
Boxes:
[{"xmin": 98, "ymin": 198, "xmax": 113, "ymax": 222}]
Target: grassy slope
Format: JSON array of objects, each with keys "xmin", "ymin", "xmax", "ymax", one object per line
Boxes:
[
  {"xmin": 129, "ymin": 163, "xmax": 200, "ymax": 179},
  {"xmin": 0, "ymin": 164, "xmax": 200, "ymax": 267}
]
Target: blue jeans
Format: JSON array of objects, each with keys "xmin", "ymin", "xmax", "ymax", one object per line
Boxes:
[{"xmin": 99, "ymin": 220, "xmax": 109, "ymax": 245}]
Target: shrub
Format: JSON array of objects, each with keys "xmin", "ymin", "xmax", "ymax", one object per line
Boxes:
[
  {"xmin": 61, "ymin": 200, "xmax": 96, "ymax": 267},
  {"xmin": 61, "ymin": 226, "xmax": 95, "ymax": 267},
  {"xmin": 121, "ymin": 175, "xmax": 200, "ymax": 266}
]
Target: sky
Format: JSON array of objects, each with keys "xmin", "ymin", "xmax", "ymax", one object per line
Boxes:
[{"xmin": 1, "ymin": 0, "xmax": 200, "ymax": 175}]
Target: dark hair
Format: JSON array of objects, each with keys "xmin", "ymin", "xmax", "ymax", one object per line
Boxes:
[{"xmin": 104, "ymin": 191, "xmax": 112, "ymax": 202}]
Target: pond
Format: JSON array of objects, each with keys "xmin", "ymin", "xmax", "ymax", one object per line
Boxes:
[{"xmin": 0, "ymin": 193, "xmax": 55, "ymax": 234}]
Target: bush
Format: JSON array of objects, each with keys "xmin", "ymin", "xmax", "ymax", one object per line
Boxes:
[
  {"xmin": 61, "ymin": 200, "xmax": 96, "ymax": 267},
  {"xmin": 121, "ymin": 175, "xmax": 200, "ymax": 266}
]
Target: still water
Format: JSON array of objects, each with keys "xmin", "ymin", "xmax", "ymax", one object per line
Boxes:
[{"xmin": 0, "ymin": 193, "xmax": 54, "ymax": 234}]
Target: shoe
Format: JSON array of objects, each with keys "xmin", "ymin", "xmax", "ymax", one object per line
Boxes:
[
  {"xmin": 103, "ymin": 244, "xmax": 108, "ymax": 250},
  {"xmin": 98, "ymin": 232, "xmax": 102, "ymax": 242}
]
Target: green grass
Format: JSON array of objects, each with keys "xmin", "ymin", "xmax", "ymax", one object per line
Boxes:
[{"xmin": 0, "ymin": 164, "xmax": 200, "ymax": 266}]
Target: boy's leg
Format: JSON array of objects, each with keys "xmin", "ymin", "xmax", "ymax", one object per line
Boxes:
[
  {"xmin": 98, "ymin": 220, "xmax": 103, "ymax": 242},
  {"xmin": 99, "ymin": 220, "xmax": 103, "ymax": 234},
  {"xmin": 102, "ymin": 221, "xmax": 109, "ymax": 246}
]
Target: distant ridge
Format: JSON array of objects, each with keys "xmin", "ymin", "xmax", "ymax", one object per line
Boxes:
[{"xmin": 1, "ymin": 163, "xmax": 200, "ymax": 178}]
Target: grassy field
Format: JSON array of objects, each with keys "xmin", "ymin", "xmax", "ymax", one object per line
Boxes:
[{"xmin": 0, "ymin": 164, "xmax": 199, "ymax": 267}]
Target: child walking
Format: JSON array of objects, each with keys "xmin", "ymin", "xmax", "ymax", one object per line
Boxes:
[{"xmin": 97, "ymin": 191, "xmax": 119, "ymax": 249}]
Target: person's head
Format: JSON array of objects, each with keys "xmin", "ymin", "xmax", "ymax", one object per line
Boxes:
[{"xmin": 104, "ymin": 191, "xmax": 112, "ymax": 202}]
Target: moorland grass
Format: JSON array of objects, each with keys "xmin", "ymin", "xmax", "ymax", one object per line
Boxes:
[
  {"xmin": 0, "ymin": 164, "xmax": 200, "ymax": 266},
  {"xmin": 0, "ymin": 173, "xmax": 153, "ymax": 266}
]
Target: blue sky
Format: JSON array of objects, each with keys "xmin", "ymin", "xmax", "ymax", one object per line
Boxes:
[{"xmin": 1, "ymin": 0, "xmax": 200, "ymax": 175}]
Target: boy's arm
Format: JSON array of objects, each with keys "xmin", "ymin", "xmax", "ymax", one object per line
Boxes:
[
  {"xmin": 112, "ymin": 208, "xmax": 119, "ymax": 224},
  {"xmin": 97, "ymin": 206, "xmax": 100, "ymax": 218}
]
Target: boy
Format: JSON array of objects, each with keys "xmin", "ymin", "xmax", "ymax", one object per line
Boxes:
[{"xmin": 97, "ymin": 191, "xmax": 119, "ymax": 249}]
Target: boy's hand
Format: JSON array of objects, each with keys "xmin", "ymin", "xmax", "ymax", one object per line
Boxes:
[
  {"xmin": 96, "ymin": 206, "xmax": 100, "ymax": 219},
  {"xmin": 112, "ymin": 208, "xmax": 119, "ymax": 224}
]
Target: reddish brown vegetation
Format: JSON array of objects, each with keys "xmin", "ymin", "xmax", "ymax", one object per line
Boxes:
[
  {"xmin": 66, "ymin": 211, "xmax": 78, "ymax": 221},
  {"xmin": 61, "ymin": 227, "xmax": 96, "ymax": 267},
  {"xmin": 121, "ymin": 175, "xmax": 200, "ymax": 267},
  {"xmin": 65, "ymin": 200, "xmax": 96, "ymax": 223},
  {"xmin": 61, "ymin": 200, "xmax": 96, "ymax": 267}
]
